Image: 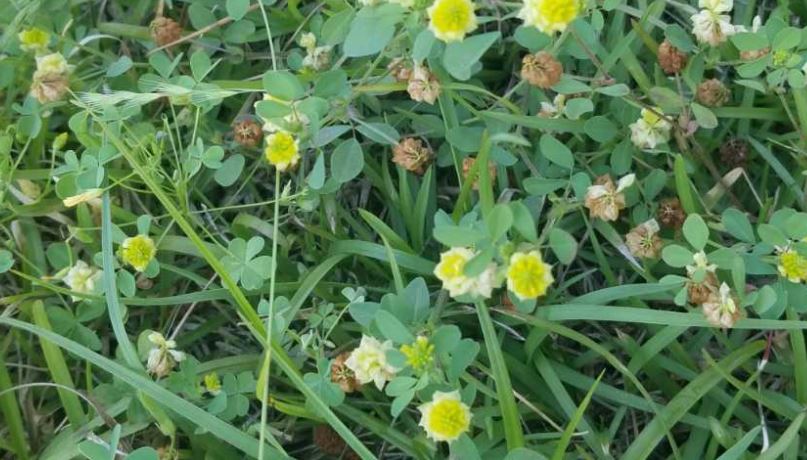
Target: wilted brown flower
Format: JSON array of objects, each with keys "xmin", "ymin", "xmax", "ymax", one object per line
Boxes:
[
  {"xmin": 657, "ymin": 198, "xmax": 686, "ymax": 229},
  {"xmin": 521, "ymin": 51, "xmax": 563, "ymax": 89},
  {"xmin": 687, "ymin": 271, "xmax": 718, "ymax": 305},
  {"xmin": 150, "ymin": 17, "xmax": 182, "ymax": 47},
  {"xmin": 626, "ymin": 221, "xmax": 662, "ymax": 259},
  {"xmin": 719, "ymin": 138, "xmax": 749, "ymax": 168},
  {"xmin": 407, "ymin": 64, "xmax": 440, "ymax": 104},
  {"xmin": 330, "ymin": 352, "xmax": 361, "ymax": 393},
  {"xmin": 696, "ymin": 79, "xmax": 730, "ymax": 107},
  {"xmin": 658, "ymin": 40, "xmax": 688, "ymax": 74},
  {"xmin": 233, "ymin": 119, "xmax": 263, "ymax": 148},
  {"xmin": 387, "ymin": 58, "xmax": 412, "ymax": 82},
  {"xmin": 702, "ymin": 282, "xmax": 743, "ymax": 328},
  {"xmin": 462, "ymin": 157, "xmax": 496, "ymax": 190},
  {"xmin": 740, "ymin": 47, "xmax": 770, "ymax": 61},
  {"xmin": 392, "ymin": 137, "xmax": 433, "ymax": 174},
  {"xmin": 30, "ymin": 71, "xmax": 69, "ymax": 103},
  {"xmin": 584, "ymin": 174, "xmax": 635, "ymax": 222}
]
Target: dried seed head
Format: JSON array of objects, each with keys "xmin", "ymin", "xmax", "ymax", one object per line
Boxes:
[
  {"xmin": 521, "ymin": 51, "xmax": 563, "ymax": 89},
  {"xmin": 719, "ymin": 138, "xmax": 749, "ymax": 168},
  {"xmin": 657, "ymin": 198, "xmax": 686, "ymax": 229},
  {"xmin": 687, "ymin": 271, "xmax": 718, "ymax": 305},
  {"xmin": 387, "ymin": 57, "xmax": 412, "ymax": 82},
  {"xmin": 330, "ymin": 352, "xmax": 361, "ymax": 393},
  {"xmin": 658, "ymin": 40, "xmax": 688, "ymax": 74},
  {"xmin": 462, "ymin": 157, "xmax": 496, "ymax": 190},
  {"xmin": 233, "ymin": 119, "xmax": 264, "ymax": 148},
  {"xmin": 313, "ymin": 425, "xmax": 360, "ymax": 459},
  {"xmin": 696, "ymin": 78, "xmax": 730, "ymax": 107},
  {"xmin": 392, "ymin": 137, "xmax": 433, "ymax": 174},
  {"xmin": 30, "ymin": 71, "xmax": 69, "ymax": 103},
  {"xmin": 150, "ymin": 17, "xmax": 182, "ymax": 47},
  {"xmin": 407, "ymin": 64, "xmax": 440, "ymax": 104},
  {"xmin": 626, "ymin": 221, "xmax": 663, "ymax": 259},
  {"xmin": 740, "ymin": 47, "xmax": 770, "ymax": 61}
]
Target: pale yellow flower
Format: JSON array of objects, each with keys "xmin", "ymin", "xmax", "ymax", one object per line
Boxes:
[
  {"xmin": 345, "ymin": 335, "xmax": 398, "ymax": 390},
  {"xmin": 691, "ymin": 0, "xmax": 736, "ymax": 46},
  {"xmin": 686, "ymin": 251, "xmax": 717, "ymax": 276},
  {"xmin": 434, "ymin": 247, "xmax": 498, "ymax": 298},
  {"xmin": 18, "ymin": 27, "xmax": 50, "ymax": 53},
  {"xmin": 518, "ymin": 0, "xmax": 581, "ymax": 34},
  {"xmin": 62, "ymin": 260, "xmax": 101, "ymax": 301},
  {"xmin": 702, "ymin": 282, "xmax": 742, "ymax": 328},
  {"xmin": 35, "ymin": 52, "xmax": 70, "ymax": 74},
  {"xmin": 120, "ymin": 234, "xmax": 157, "ymax": 272},
  {"xmin": 777, "ymin": 248, "xmax": 807, "ymax": 283},
  {"xmin": 418, "ymin": 391, "xmax": 472, "ymax": 443},
  {"xmin": 506, "ymin": 251, "xmax": 554, "ymax": 300},
  {"xmin": 427, "ymin": 0, "xmax": 478, "ymax": 43},
  {"xmin": 264, "ymin": 131, "xmax": 300, "ymax": 171},
  {"xmin": 146, "ymin": 332, "xmax": 186, "ymax": 378},
  {"xmin": 629, "ymin": 108, "xmax": 671, "ymax": 149}
]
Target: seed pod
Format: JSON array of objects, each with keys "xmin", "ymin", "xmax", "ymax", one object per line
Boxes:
[
  {"xmin": 392, "ymin": 138, "xmax": 433, "ymax": 175},
  {"xmin": 232, "ymin": 119, "xmax": 264, "ymax": 148},
  {"xmin": 696, "ymin": 78, "xmax": 730, "ymax": 107},
  {"xmin": 150, "ymin": 17, "xmax": 182, "ymax": 47},
  {"xmin": 719, "ymin": 138, "xmax": 749, "ymax": 168},
  {"xmin": 658, "ymin": 40, "xmax": 688, "ymax": 74},
  {"xmin": 657, "ymin": 198, "xmax": 686, "ymax": 229},
  {"xmin": 520, "ymin": 51, "xmax": 563, "ymax": 89}
]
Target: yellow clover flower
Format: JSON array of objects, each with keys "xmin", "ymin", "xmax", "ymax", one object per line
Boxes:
[
  {"xmin": 18, "ymin": 27, "xmax": 50, "ymax": 53},
  {"xmin": 203, "ymin": 372, "xmax": 223, "ymax": 395},
  {"xmin": 418, "ymin": 390, "xmax": 472, "ymax": 443},
  {"xmin": 345, "ymin": 335, "xmax": 398, "ymax": 390},
  {"xmin": 427, "ymin": 0, "xmax": 478, "ymax": 43},
  {"xmin": 120, "ymin": 234, "xmax": 157, "ymax": 272},
  {"xmin": 778, "ymin": 249, "xmax": 807, "ymax": 283},
  {"xmin": 264, "ymin": 131, "xmax": 300, "ymax": 172},
  {"xmin": 400, "ymin": 336, "xmax": 435, "ymax": 374},
  {"xmin": 36, "ymin": 52, "xmax": 70, "ymax": 74},
  {"xmin": 506, "ymin": 251, "xmax": 554, "ymax": 300},
  {"xmin": 518, "ymin": 0, "xmax": 581, "ymax": 35}
]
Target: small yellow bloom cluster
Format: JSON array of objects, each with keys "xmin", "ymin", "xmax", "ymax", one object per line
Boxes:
[
  {"xmin": 418, "ymin": 391, "xmax": 472, "ymax": 442},
  {"xmin": 18, "ymin": 27, "xmax": 50, "ymax": 54},
  {"xmin": 400, "ymin": 336, "xmax": 435, "ymax": 374},
  {"xmin": 518, "ymin": 0, "xmax": 581, "ymax": 34},
  {"xmin": 428, "ymin": 0, "xmax": 478, "ymax": 43},
  {"xmin": 345, "ymin": 335, "xmax": 398, "ymax": 390},
  {"xmin": 506, "ymin": 251, "xmax": 554, "ymax": 300},
  {"xmin": 203, "ymin": 372, "xmax": 223, "ymax": 395},
  {"xmin": 778, "ymin": 249, "xmax": 807, "ymax": 283},
  {"xmin": 434, "ymin": 247, "xmax": 496, "ymax": 298},
  {"xmin": 120, "ymin": 234, "xmax": 157, "ymax": 272},
  {"xmin": 264, "ymin": 131, "xmax": 300, "ymax": 172}
]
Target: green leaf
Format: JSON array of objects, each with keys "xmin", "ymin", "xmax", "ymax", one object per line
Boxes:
[
  {"xmin": 664, "ymin": 24, "xmax": 695, "ymax": 52},
  {"xmin": 433, "ymin": 225, "xmax": 486, "ymax": 247},
  {"xmin": 343, "ymin": 4, "xmax": 404, "ymax": 57},
  {"xmin": 662, "ymin": 245, "xmax": 694, "ymax": 268},
  {"xmin": 721, "ymin": 208, "xmax": 755, "ymax": 243},
  {"xmin": 190, "ymin": 50, "xmax": 212, "ymax": 81},
  {"xmin": 539, "ymin": 134, "xmax": 574, "ymax": 170},
  {"xmin": 486, "ymin": 204, "xmax": 513, "ymax": 242},
  {"xmin": 214, "ymin": 154, "xmax": 245, "ymax": 187},
  {"xmin": 757, "ymin": 224, "xmax": 788, "ymax": 247},
  {"xmin": 106, "ymin": 56, "xmax": 132, "ymax": 78},
  {"xmin": 226, "ymin": 0, "xmax": 250, "ymax": 20},
  {"xmin": 563, "ymin": 98, "xmax": 594, "ymax": 119},
  {"xmin": 523, "ymin": 177, "xmax": 567, "ymax": 195},
  {"xmin": 442, "ymin": 32, "xmax": 500, "ymax": 81},
  {"xmin": 330, "ymin": 139, "xmax": 364, "ymax": 183},
  {"xmin": 0, "ymin": 250, "xmax": 13, "ymax": 273},
  {"xmin": 772, "ymin": 27, "xmax": 801, "ymax": 51},
  {"xmin": 262, "ymin": 71, "xmax": 305, "ymax": 101},
  {"xmin": 374, "ymin": 310, "xmax": 415, "ymax": 344},
  {"xmin": 549, "ymin": 228, "xmax": 577, "ymax": 264},
  {"xmin": 690, "ymin": 103, "xmax": 718, "ymax": 129},
  {"xmin": 682, "ymin": 214, "xmax": 708, "ymax": 250},
  {"xmin": 584, "ymin": 116, "xmax": 617, "ymax": 142},
  {"xmin": 510, "ymin": 201, "xmax": 537, "ymax": 242}
]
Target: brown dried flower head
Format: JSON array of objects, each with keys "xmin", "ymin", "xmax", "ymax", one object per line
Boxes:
[
  {"xmin": 657, "ymin": 197, "xmax": 686, "ymax": 229},
  {"xmin": 687, "ymin": 271, "xmax": 718, "ymax": 305},
  {"xmin": 392, "ymin": 137, "xmax": 433, "ymax": 175},
  {"xmin": 462, "ymin": 157, "xmax": 497, "ymax": 190},
  {"xmin": 330, "ymin": 352, "xmax": 361, "ymax": 393},
  {"xmin": 30, "ymin": 71, "xmax": 69, "ymax": 103},
  {"xmin": 387, "ymin": 58, "xmax": 412, "ymax": 82},
  {"xmin": 584, "ymin": 174, "xmax": 635, "ymax": 222},
  {"xmin": 313, "ymin": 425, "xmax": 359, "ymax": 459},
  {"xmin": 407, "ymin": 64, "xmax": 441, "ymax": 105},
  {"xmin": 719, "ymin": 138, "xmax": 749, "ymax": 168},
  {"xmin": 658, "ymin": 40, "xmax": 688, "ymax": 74},
  {"xmin": 521, "ymin": 51, "xmax": 563, "ymax": 89},
  {"xmin": 150, "ymin": 17, "xmax": 182, "ymax": 47},
  {"xmin": 626, "ymin": 220, "xmax": 663, "ymax": 259},
  {"xmin": 740, "ymin": 47, "xmax": 770, "ymax": 61},
  {"xmin": 702, "ymin": 282, "xmax": 743, "ymax": 328},
  {"xmin": 696, "ymin": 78, "xmax": 730, "ymax": 107},
  {"xmin": 233, "ymin": 119, "xmax": 264, "ymax": 148}
]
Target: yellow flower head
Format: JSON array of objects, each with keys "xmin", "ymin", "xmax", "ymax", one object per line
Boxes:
[
  {"xmin": 35, "ymin": 52, "xmax": 70, "ymax": 75},
  {"xmin": 428, "ymin": 0, "xmax": 478, "ymax": 43},
  {"xmin": 18, "ymin": 27, "xmax": 50, "ymax": 53},
  {"xmin": 400, "ymin": 336, "xmax": 435, "ymax": 374},
  {"xmin": 778, "ymin": 249, "xmax": 807, "ymax": 283},
  {"xmin": 506, "ymin": 251, "xmax": 554, "ymax": 300},
  {"xmin": 203, "ymin": 372, "xmax": 222, "ymax": 395},
  {"xmin": 120, "ymin": 234, "xmax": 157, "ymax": 272},
  {"xmin": 418, "ymin": 390, "xmax": 472, "ymax": 442},
  {"xmin": 518, "ymin": 0, "xmax": 581, "ymax": 34},
  {"xmin": 264, "ymin": 131, "xmax": 300, "ymax": 172},
  {"xmin": 434, "ymin": 247, "xmax": 474, "ymax": 296}
]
